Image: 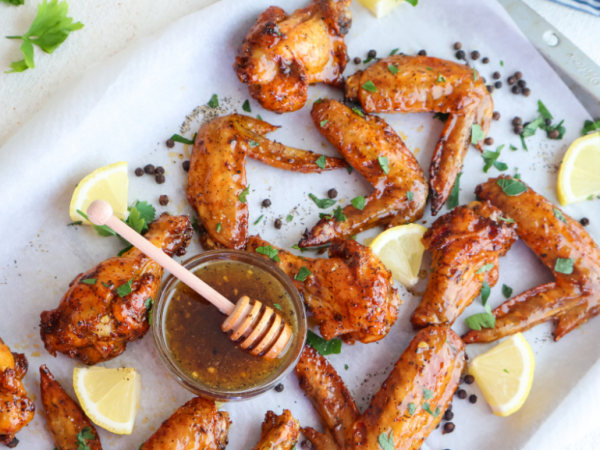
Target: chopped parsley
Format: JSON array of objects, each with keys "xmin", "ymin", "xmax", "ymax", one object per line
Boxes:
[
  {"xmin": 476, "ymin": 263, "xmax": 494, "ymax": 274},
  {"xmin": 482, "ymin": 145, "xmax": 508, "ymax": 173},
  {"xmin": 388, "ymin": 64, "xmax": 399, "ymax": 75},
  {"xmin": 255, "ymin": 245, "xmax": 281, "ymax": 263},
  {"xmin": 422, "ymin": 403, "xmax": 440, "ymax": 417},
  {"xmin": 378, "ymin": 431, "xmax": 394, "ymax": 450},
  {"xmin": 582, "ymin": 119, "xmax": 600, "ymax": 135},
  {"xmin": 378, "ymin": 155, "xmax": 390, "ymax": 174},
  {"xmin": 510, "ymin": 144, "xmax": 518, "ymax": 151},
  {"xmin": 170, "ymin": 134, "xmax": 194, "ymax": 145},
  {"xmin": 291, "ymin": 244, "xmax": 307, "ymax": 253},
  {"xmin": 407, "ymin": 403, "xmax": 417, "ymax": 416},
  {"xmin": 502, "ymin": 284, "xmax": 513, "ymax": 299},
  {"xmin": 389, "ymin": 48, "xmax": 400, "ymax": 56},
  {"xmin": 351, "ymin": 196, "xmax": 366, "ymax": 210},
  {"xmin": 249, "ymin": 140, "xmax": 260, "ymax": 147},
  {"xmin": 294, "ymin": 266, "xmax": 312, "ymax": 282},
  {"xmin": 473, "ymin": 68, "xmax": 478, "ymax": 81},
  {"xmin": 497, "ymin": 178, "xmax": 527, "ymax": 196},
  {"xmin": 273, "ymin": 303, "xmax": 282, "ymax": 310},
  {"xmin": 76, "ymin": 426, "xmax": 95, "ymax": 450},
  {"xmin": 553, "ymin": 208, "xmax": 568, "ymax": 224},
  {"xmin": 306, "ymin": 330, "xmax": 342, "ymax": 355},
  {"xmin": 253, "ymin": 215, "xmax": 264, "ymax": 225},
  {"xmin": 116, "ymin": 278, "xmax": 134, "ymax": 298},
  {"xmin": 362, "ymin": 80, "xmax": 377, "ymax": 93},
  {"xmin": 286, "ymin": 214, "xmax": 293, "ymax": 222},
  {"xmin": 471, "ymin": 124, "xmax": 485, "ymax": 145},
  {"xmin": 406, "ymin": 191, "xmax": 414, "ymax": 202},
  {"xmin": 315, "ymin": 155, "xmax": 327, "ymax": 169},
  {"xmin": 207, "ymin": 94, "xmax": 219, "ymax": 108},
  {"xmin": 332, "ymin": 206, "xmax": 347, "ymax": 222},
  {"xmin": 80, "ymin": 278, "xmax": 96, "ymax": 285},
  {"xmin": 433, "ymin": 112, "xmax": 449, "ymax": 123},
  {"xmin": 309, "ymin": 193, "xmax": 336, "ymax": 209},
  {"xmin": 465, "ymin": 304, "xmax": 496, "ymax": 330},
  {"xmin": 257, "ymin": 114, "xmax": 263, "ymax": 121},
  {"xmin": 238, "ymin": 185, "xmax": 250, "ymax": 203},
  {"xmin": 242, "ymin": 100, "xmax": 251, "ymax": 113},
  {"xmin": 497, "ymin": 216, "xmax": 515, "ymax": 224},
  {"xmin": 436, "ymin": 72, "xmax": 446, "ymax": 83},
  {"xmin": 67, "ymin": 221, "xmax": 82, "ymax": 226},
  {"xmin": 351, "ymin": 107, "xmax": 364, "ymax": 117},
  {"xmin": 320, "ymin": 120, "xmax": 328, "ymax": 127},
  {"xmin": 423, "ymin": 388, "xmax": 434, "ymax": 400},
  {"xmin": 347, "ymin": 165, "xmax": 353, "ymax": 175},
  {"xmin": 426, "ymin": 66, "xmax": 433, "ymax": 71},
  {"xmin": 481, "ymin": 280, "xmax": 491, "ymax": 306},
  {"xmin": 447, "ymin": 172, "xmax": 462, "ymax": 209},
  {"xmin": 145, "ymin": 298, "xmax": 154, "ymax": 325},
  {"xmin": 554, "ymin": 258, "xmax": 575, "ymax": 274},
  {"xmin": 216, "ymin": 223, "xmax": 222, "ymax": 233}
]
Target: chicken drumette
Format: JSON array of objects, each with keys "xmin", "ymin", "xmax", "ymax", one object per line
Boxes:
[
  {"xmin": 0, "ymin": 338, "xmax": 35, "ymax": 448},
  {"xmin": 463, "ymin": 177, "xmax": 600, "ymax": 343},
  {"xmin": 250, "ymin": 410, "xmax": 300, "ymax": 450},
  {"xmin": 411, "ymin": 201, "xmax": 517, "ymax": 328},
  {"xmin": 345, "ymin": 55, "xmax": 493, "ymax": 215},
  {"xmin": 247, "ymin": 235, "xmax": 399, "ymax": 344},
  {"xmin": 234, "ymin": 0, "xmax": 351, "ymax": 113},
  {"xmin": 40, "ymin": 213, "xmax": 193, "ymax": 365}
]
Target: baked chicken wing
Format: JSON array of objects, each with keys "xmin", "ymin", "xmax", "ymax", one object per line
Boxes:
[
  {"xmin": 186, "ymin": 114, "xmax": 347, "ymax": 250},
  {"xmin": 40, "ymin": 365, "xmax": 102, "ymax": 450},
  {"xmin": 296, "ymin": 327, "xmax": 465, "ymax": 450},
  {"xmin": 0, "ymin": 338, "xmax": 34, "ymax": 448},
  {"xmin": 300, "ymin": 99, "xmax": 428, "ymax": 248},
  {"xmin": 234, "ymin": 0, "xmax": 351, "ymax": 113},
  {"xmin": 40, "ymin": 213, "xmax": 193, "ymax": 365},
  {"xmin": 345, "ymin": 55, "xmax": 493, "ymax": 215},
  {"xmin": 463, "ymin": 176, "xmax": 600, "ymax": 343},
  {"xmin": 140, "ymin": 397, "xmax": 231, "ymax": 450},
  {"xmin": 411, "ymin": 201, "xmax": 517, "ymax": 328},
  {"xmin": 250, "ymin": 410, "xmax": 300, "ymax": 450},
  {"xmin": 247, "ymin": 235, "xmax": 399, "ymax": 344}
]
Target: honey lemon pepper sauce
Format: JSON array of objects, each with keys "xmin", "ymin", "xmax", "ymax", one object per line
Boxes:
[{"xmin": 164, "ymin": 260, "xmax": 297, "ymax": 391}]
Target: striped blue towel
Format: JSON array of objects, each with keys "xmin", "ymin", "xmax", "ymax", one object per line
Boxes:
[{"xmin": 548, "ymin": 0, "xmax": 600, "ymax": 16}]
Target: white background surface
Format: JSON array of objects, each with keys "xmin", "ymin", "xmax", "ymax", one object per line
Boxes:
[{"xmin": 0, "ymin": 0, "xmax": 599, "ymax": 449}]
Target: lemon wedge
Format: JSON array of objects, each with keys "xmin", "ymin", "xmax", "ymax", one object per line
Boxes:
[
  {"xmin": 73, "ymin": 367, "xmax": 141, "ymax": 434},
  {"xmin": 369, "ymin": 223, "xmax": 427, "ymax": 286},
  {"xmin": 469, "ymin": 333, "xmax": 535, "ymax": 417},
  {"xmin": 557, "ymin": 132, "xmax": 600, "ymax": 205},
  {"xmin": 357, "ymin": 0, "xmax": 416, "ymax": 18},
  {"xmin": 69, "ymin": 161, "xmax": 129, "ymax": 224}
]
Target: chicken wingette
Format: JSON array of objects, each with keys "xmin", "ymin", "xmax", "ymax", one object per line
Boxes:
[{"xmin": 250, "ymin": 410, "xmax": 300, "ymax": 450}]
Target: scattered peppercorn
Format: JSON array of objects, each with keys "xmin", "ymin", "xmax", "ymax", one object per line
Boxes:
[
  {"xmin": 545, "ymin": 118, "xmax": 552, "ymax": 126},
  {"xmin": 155, "ymin": 174, "xmax": 165, "ymax": 184},
  {"xmin": 493, "ymin": 81, "xmax": 501, "ymax": 90},
  {"xmin": 515, "ymin": 71, "xmax": 523, "ymax": 80},
  {"xmin": 159, "ymin": 195, "xmax": 169, "ymax": 206},
  {"xmin": 512, "ymin": 117, "xmax": 523, "ymax": 126},
  {"xmin": 550, "ymin": 129, "xmax": 560, "ymax": 139},
  {"xmin": 166, "ymin": 138, "xmax": 175, "ymax": 148},
  {"xmin": 274, "ymin": 383, "xmax": 284, "ymax": 392},
  {"xmin": 444, "ymin": 410, "xmax": 454, "ymax": 421},
  {"xmin": 443, "ymin": 422, "xmax": 456, "ymax": 434},
  {"xmin": 482, "ymin": 57, "xmax": 490, "ymax": 64},
  {"xmin": 274, "ymin": 218, "xmax": 282, "ymax": 229},
  {"xmin": 514, "ymin": 125, "xmax": 524, "ymax": 135},
  {"xmin": 144, "ymin": 164, "xmax": 156, "ymax": 175},
  {"xmin": 522, "ymin": 88, "xmax": 531, "ymax": 97},
  {"xmin": 135, "ymin": 167, "xmax": 144, "ymax": 177},
  {"xmin": 511, "ymin": 85, "xmax": 521, "ymax": 94},
  {"xmin": 368, "ymin": 49, "xmax": 377, "ymax": 58},
  {"xmin": 471, "ymin": 50, "xmax": 480, "ymax": 60},
  {"xmin": 182, "ymin": 160, "xmax": 190, "ymax": 172},
  {"xmin": 353, "ymin": 56, "xmax": 361, "ymax": 64},
  {"xmin": 301, "ymin": 440, "xmax": 314, "ymax": 450},
  {"xmin": 486, "ymin": 85, "xmax": 494, "ymax": 93},
  {"xmin": 328, "ymin": 188, "xmax": 338, "ymax": 199},
  {"xmin": 581, "ymin": 218, "xmax": 590, "ymax": 226},
  {"xmin": 469, "ymin": 394, "xmax": 478, "ymax": 404},
  {"xmin": 455, "ymin": 50, "xmax": 465, "ymax": 60},
  {"xmin": 484, "ymin": 137, "xmax": 494, "ymax": 145},
  {"xmin": 418, "ymin": 49, "xmax": 427, "ymax": 56},
  {"xmin": 457, "ymin": 389, "xmax": 467, "ymax": 399},
  {"xmin": 155, "ymin": 166, "xmax": 165, "ymax": 175},
  {"xmin": 464, "ymin": 374, "xmax": 475, "ymax": 384},
  {"xmin": 262, "ymin": 199, "xmax": 272, "ymax": 207},
  {"xmin": 454, "ymin": 42, "xmax": 462, "ymax": 50},
  {"xmin": 492, "ymin": 71, "xmax": 501, "ymax": 80},
  {"xmin": 447, "ymin": 404, "xmax": 453, "ymax": 412},
  {"xmin": 492, "ymin": 111, "xmax": 501, "ymax": 121},
  {"xmin": 517, "ymin": 79, "xmax": 527, "ymax": 88},
  {"xmin": 507, "ymin": 76, "xmax": 516, "ymax": 86},
  {"xmin": 6, "ymin": 438, "xmax": 18, "ymax": 449}
]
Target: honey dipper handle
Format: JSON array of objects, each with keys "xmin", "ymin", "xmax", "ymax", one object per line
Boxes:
[{"xmin": 86, "ymin": 200, "xmax": 236, "ymax": 315}]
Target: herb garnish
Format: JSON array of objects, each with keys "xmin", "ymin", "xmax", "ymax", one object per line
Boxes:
[
  {"xmin": 273, "ymin": 303, "xmax": 282, "ymax": 310},
  {"xmin": 345, "ymin": 364, "xmax": 349, "ymax": 370},
  {"xmin": 351, "ymin": 196, "xmax": 366, "ymax": 210},
  {"xmin": 436, "ymin": 72, "xmax": 446, "ymax": 83},
  {"xmin": 482, "ymin": 145, "xmax": 508, "ymax": 173},
  {"xmin": 294, "ymin": 266, "xmax": 312, "ymax": 282},
  {"xmin": 285, "ymin": 214, "xmax": 293, "ymax": 222},
  {"xmin": 315, "ymin": 155, "xmax": 327, "ymax": 169},
  {"xmin": 238, "ymin": 185, "xmax": 250, "ymax": 203},
  {"xmin": 242, "ymin": 100, "xmax": 251, "ymax": 113},
  {"xmin": 255, "ymin": 245, "xmax": 281, "ymax": 263},
  {"xmin": 553, "ymin": 208, "xmax": 568, "ymax": 224},
  {"xmin": 497, "ymin": 178, "xmax": 527, "ymax": 196},
  {"xmin": 378, "ymin": 155, "xmax": 390, "ymax": 174},
  {"xmin": 407, "ymin": 403, "xmax": 417, "ymax": 416},
  {"xmin": 406, "ymin": 191, "xmax": 414, "ymax": 202},
  {"xmin": 101, "ymin": 282, "xmax": 111, "ymax": 289},
  {"xmin": 253, "ymin": 215, "xmax": 263, "ymax": 225},
  {"xmin": 473, "ymin": 68, "xmax": 478, "ymax": 81},
  {"xmin": 306, "ymin": 330, "xmax": 342, "ymax": 355},
  {"xmin": 257, "ymin": 114, "xmax": 263, "ymax": 121},
  {"xmin": 363, "ymin": 56, "xmax": 378, "ymax": 64},
  {"xmin": 1, "ymin": 0, "xmax": 24, "ymax": 5},
  {"xmin": 67, "ymin": 221, "xmax": 82, "ymax": 226},
  {"xmin": 497, "ymin": 216, "xmax": 515, "ymax": 224},
  {"xmin": 351, "ymin": 107, "xmax": 364, "ymax": 117},
  {"xmin": 405, "ymin": 0, "xmax": 418, "ymax": 5},
  {"xmin": 80, "ymin": 278, "xmax": 96, "ymax": 285},
  {"xmin": 481, "ymin": 281, "xmax": 491, "ymax": 305},
  {"xmin": 216, "ymin": 223, "xmax": 222, "ymax": 233},
  {"xmin": 207, "ymin": 94, "xmax": 219, "ymax": 108},
  {"xmin": 510, "ymin": 144, "xmax": 518, "ymax": 151},
  {"xmin": 423, "ymin": 388, "xmax": 434, "ymax": 400},
  {"xmin": 502, "ymin": 284, "xmax": 513, "ymax": 299},
  {"xmin": 249, "ymin": 140, "xmax": 260, "ymax": 147},
  {"xmin": 422, "ymin": 403, "xmax": 440, "ymax": 417},
  {"xmin": 554, "ymin": 258, "xmax": 574, "ymax": 274},
  {"xmin": 170, "ymin": 134, "xmax": 195, "ymax": 145},
  {"xmin": 116, "ymin": 278, "xmax": 134, "ymax": 298},
  {"xmin": 471, "ymin": 124, "xmax": 485, "ymax": 144},
  {"xmin": 388, "ymin": 64, "xmax": 399, "ymax": 75},
  {"xmin": 465, "ymin": 304, "xmax": 496, "ymax": 330},
  {"xmin": 476, "ymin": 263, "xmax": 494, "ymax": 274},
  {"xmin": 77, "ymin": 200, "xmax": 156, "ymax": 241},
  {"xmin": 426, "ymin": 67, "xmax": 433, "ymax": 71},
  {"xmin": 347, "ymin": 165, "xmax": 353, "ymax": 175},
  {"xmin": 362, "ymin": 81, "xmax": 377, "ymax": 93},
  {"xmin": 447, "ymin": 172, "xmax": 462, "ymax": 209},
  {"xmin": 291, "ymin": 244, "xmax": 307, "ymax": 253},
  {"xmin": 76, "ymin": 426, "xmax": 95, "ymax": 450},
  {"xmin": 378, "ymin": 431, "xmax": 394, "ymax": 450},
  {"xmin": 145, "ymin": 298, "xmax": 154, "ymax": 325},
  {"xmin": 309, "ymin": 193, "xmax": 336, "ymax": 209},
  {"xmin": 320, "ymin": 120, "xmax": 328, "ymax": 127},
  {"xmin": 582, "ymin": 119, "xmax": 600, "ymax": 135},
  {"xmin": 332, "ymin": 206, "xmax": 347, "ymax": 222},
  {"xmin": 389, "ymin": 48, "xmax": 399, "ymax": 56}
]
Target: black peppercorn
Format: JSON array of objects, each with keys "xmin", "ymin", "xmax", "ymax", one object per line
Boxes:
[
  {"xmin": 353, "ymin": 56, "xmax": 361, "ymax": 64},
  {"xmin": 328, "ymin": 188, "xmax": 338, "ymax": 199},
  {"xmin": 182, "ymin": 160, "xmax": 190, "ymax": 172},
  {"xmin": 301, "ymin": 440, "xmax": 314, "ymax": 450},
  {"xmin": 166, "ymin": 138, "xmax": 175, "ymax": 148},
  {"xmin": 494, "ymin": 81, "xmax": 502, "ymax": 89},
  {"xmin": 471, "ymin": 50, "xmax": 480, "ymax": 60},
  {"xmin": 581, "ymin": 218, "xmax": 590, "ymax": 226},
  {"xmin": 455, "ymin": 50, "xmax": 465, "ymax": 60},
  {"xmin": 155, "ymin": 166, "xmax": 165, "ymax": 175},
  {"xmin": 512, "ymin": 117, "xmax": 523, "ymax": 126},
  {"xmin": 159, "ymin": 195, "xmax": 169, "ymax": 206},
  {"xmin": 135, "ymin": 167, "xmax": 144, "ymax": 177},
  {"xmin": 368, "ymin": 49, "xmax": 377, "ymax": 58},
  {"xmin": 482, "ymin": 76, "xmax": 487, "ymax": 83},
  {"xmin": 262, "ymin": 199, "xmax": 272, "ymax": 207},
  {"xmin": 274, "ymin": 383, "xmax": 284, "ymax": 392},
  {"xmin": 484, "ymin": 137, "xmax": 494, "ymax": 145},
  {"xmin": 144, "ymin": 164, "xmax": 155, "ymax": 175},
  {"xmin": 514, "ymin": 125, "xmax": 524, "ymax": 135},
  {"xmin": 469, "ymin": 394, "xmax": 478, "ymax": 404},
  {"xmin": 464, "ymin": 374, "xmax": 475, "ymax": 384},
  {"xmin": 444, "ymin": 410, "xmax": 454, "ymax": 421},
  {"xmin": 155, "ymin": 174, "xmax": 165, "ymax": 184},
  {"xmin": 457, "ymin": 389, "xmax": 467, "ymax": 399},
  {"xmin": 482, "ymin": 57, "xmax": 490, "ymax": 64},
  {"xmin": 507, "ymin": 76, "xmax": 516, "ymax": 85},
  {"xmin": 274, "ymin": 218, "xmax": 282, "ymax": 229},
  {"xmin": 517, "ymin": 79, "xmax": 527, "ymax": 88},
  {"xmin": 512, "ymin": 85, "xmax": 521, "ymax": 94},
  {"xmin": 418, "ymin": 49, "xmax": 427, "ymax": 56},
  {"xmin": 492, "ymin": 71, "xmax": 501, "ymax": 80},
  {"xmin": 522, "ymin": 88, "xmax": 531, "ymax": 97},
  {"xmin": 492, "ymin": 111, "xmax": 501, "ymax": 121},
  {"xmin": 550, "ymin": 129, "xmax": 560, "ymax": 139},
  {"xmin": 454, "ymin": 42, "xmax": 462, "ymax": 50},
  {"xmin": 446, "ymin": 403, "xmax": 453, "ymax": 412},
  {"xmin": 545, "ymin": 118, "xmax": 552, "ymax": 126},
  {"xmin": 6, "ymin": 438, "xmax": 18, "ymax": 449},
  {"xmin": 443, "ymin": 422, "xmax": 456, "ymax": 434},
  {"xmin": 515, "ymin": 71, "xmax": 523, "ymax": 80},
  {"xmin": 486, "ymin": 85, "xmax": 494, "ymax": 93}
]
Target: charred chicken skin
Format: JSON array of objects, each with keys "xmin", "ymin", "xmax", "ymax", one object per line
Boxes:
[
  {"xmin": 186, "ymin": 114, "xmax": 347, "ymax": 250},
  {"xmin": 140, "ymin": 397, "xmax": 231, "ymax": 450},
  {"xmin": 345, "ymin": 55, "xmax": 493, "ymax": 215},
  {"xmin": 40, "ymin": 365, "xmax": 102, "ymax": 450},
  {"xmin": 296, "ymin": 327, "xmax": 465, "ymax": 450},
  {"xmin": 300, "ymin": 99, "xmax": 428, "ymax": 248},
  {"xmin": 411, "ymin": 201, "xmax": 517, "ymax": 328},
  {"xmin": 247, "ymin": 235, "xmax": 399, "ymax": 344},
  {"xmin": 0, "ymin": 338, "xmax": 35, "ymax": 448},
  {"xmin": 463, "ymin": 177, "xmax": 600, "ymax": 343},
  {"xmin": 234, "ymin": 0, "xmax": 351, "ymax": 113},
  {"xmin": 250, "ymin": 410, "xmax": 300, "ymax": 450},
  {"xmin": 40, "ymin": 214, "xmax": 193, "ymax": 365}
]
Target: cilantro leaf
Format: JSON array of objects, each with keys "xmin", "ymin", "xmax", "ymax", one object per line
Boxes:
[
  {"xmin": 80, "ymin": 278, "xmax": 96, "ymax": 285},
  {"xmin": 520, "ymin": 134, "xmax": 528, "ymax": 151},
  {"xmin": 363, "ymin": 56, "xmax": 378, "ymax": 64},
  {"xmin": 423, "ymin": 388, "xmax": 434, "ymax": 400},
  {"xmin": 309, "ymin": 193, "xmax": 336, "ymax": 209},
  {"xmin": 502, "ymin": 284, "xmax": 513, "ymax": 299},
  {"xmin": 465, "ymin": 304, "xmax": 496, "ymax": 330},
  {"xmin": 216, "ymin": 223, "xmax": 222, "ymax": 233},
  {"xmin": 145, "ymin": 298, "xmax": 154, "ymax": 325},
  {"xmin": 351, "ymin": 107, "xmax": 364, "ymax": 117},
  {"xmin": 362, "ymin": 80, "xmax": 377, "ymax": 92},
  {"xmin": 436, "ymin": 72, "xmax": 446, "ymax": 83},
  {"xmin": 169, "ymin": 134, "xmax": 194, "ymax": 145},
  {"xmin": 306, "ymin": 330, "xmax": 342, "ymax": 355},
  {"xmin": 315, "ymin": 155, "xmax": 327, "ymax": 169},
  {"xmin": 510, "ymin": 144, "xmax": 518, "ymax": 151},
  {"xmin": 378, "ymin": 155, "xmax": 390, "ymax": 174},
  {"xmin": 378, "ymin": 431, "xmax": 394, "ymax": 450},
  {"xmin": 242, "ymin": 100, "xmax": 251, "ymax": 113},
  {"xmin": 447, "ymin": 172, "xmax": 462, "ymax": 209},
  {"xmin": 67, "ymin": 221, "xmax": 82, "ymax": 226},
  {"xmin": 542, "ymin": 119, "xmax": 566, "ymax": 140},
  {"xmin": 286, "ymin": 214, "xmax": 293, "ymax": 222},
  {"xmin": 476, "ymin": 263, "xmax": 494, "ymax": 274},
  {"xmin": 294, "ymin": 266, "xmax": 312, "ymax": 282},
  {"xmin": 132, "ymin": 201, "xmax": 156, "ymax": 225},
  {"xmin": 481, "ymin": 280, "xmax": 491, "ymax": 306},
  {"xmin": 351, "ymin": 196, "xmax": 366, "ymax": 210},
  {"xmin": 76, "ymin": 209, "xmax": 117, "ymax": 237},
  {"xmin": 320, "ymin": 120, "xmax": 328, "ymax": 127},
  {"xmin": 257, "ymin": 114, "xmax": 263, "ymax": 121},
  {"xmin": 389, "ymin": 48, "xmax": 399, "ymax": 56},
  {"xmin": 422, "ymin": 403, "xmax": 440, "ymax": 417},
  {"xmin": 332, "ymin": 206, "xmax": 347, "ymax": 222},
  {"xmin": 116, "ymin": 278, "xmax": 134, "ymax": 298},
  {"xmin": 249, "ymin": 140, "xmax": 260, "ymax": 147},
  {"xmin": 522, "ymin": 117, "xmax": 544, "ymax": 138},
  {"xmin": 345, "ymin": 364, "xmax": 349, "ymax": 370},
  {"xmin": 471, "ymin": 124, "xmax": 485, "ymax": 145},
  {"xmin": 405, "ymin": 0, "xmax": 418, "ymax": 5},
  {"xmin": 291, "ymin": 244, "xmax": 307, "ymax": 253},
  {"xmin": 406, "ymin": 191, "xmax": 414, "ymax": 202},
  {"xmin": 126, "ymin": 207, "xmax": 145, "ymax": 234},
  {"xmin": 388, "ymin": 64, "xmax": 399, "ymax": 75},
  {"xmin": 238, "ymin": 185, "xmax": 250, "ymax": 203},
  {"xmin": 255, "ymin": 245, "xmax": 281, "ymax": 263},
  {"xmin": 497, "ymin": 178, "xmax": 527, "ymax": 196},
  {"xmin": 253, "ymin": 215, "xmax": 264, "ymax": 225},
  {"xmin": 554, "ymin": 258, "xmax": 574, "ymax": 274},
  {"xmin": 76, "ymin": 426, "xmax": 95, "ymax": 450},
  {"xmin": 582, "ymin": 119, "xmax": 600, "ymax": 135},
  {"xmin": 407, "ymin": 403, "xmax": 416, "ymax": 416},
  {"xmin": 537, "ymin": 100, "xmax": 553, "ymax": 120},
  {"xmin": 482, "ymin": 145, "xmax": 507, "ymax": 173},
  {"xmin": 553, "ymin": 208, "xmax": 568, "ymax": 224},
  {"xmin": 207, "ymin": 94, "xmax": 219, "ymax": 108}
]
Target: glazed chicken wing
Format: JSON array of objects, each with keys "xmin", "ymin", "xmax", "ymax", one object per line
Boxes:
[
  {"xmin": 250, "ymin": 410, "xmax": 300, "ymax": 450},
  {"xmin": 296, "ymin": 327, "xmax": 465, "ymax": 450},
  {"xmin": 300, "ymin": 99, "xmax": 428, "ymax": 247},
  {"xmin": 411, "ymin": 201, "xmax": 517, "ymax": 328},
  {"xmin": 186, "ymin": 114, "xmax": 347, "ymax": 250},
  {"xmin": 40, "ymin": 365, "xmax": 102, "ymax": 450},
  {"xmin": 140, "ymin": 397, "xmax": 231, "ymax": 450},
  {"xmin": 40, "ymin": 213, "xmax": 193, "ymax": 365},
  {"xmin": 0, "ymin": 338, "xmax": 34, "ymax": 448},
  {"xmin": 463, "ymin": 177, "xmax": 600, "ymax": 343},
  {"xmin": 234, "ymin": 0, "xmax": 351, "ymax": 113},
  {"xmin": 345, "ymin": 55, "xmax": 493, "ymax": 215},
  {"xmin": 247, "ymin": 235, "xmax": 399, "ymax": 344}
]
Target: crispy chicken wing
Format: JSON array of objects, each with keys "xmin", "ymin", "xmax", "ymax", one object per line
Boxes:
[
  {"xmin": 186, "ymin": 114, "xmax": 347, "ymax": 250},
  {"xmin": 247, "ymin": 235, "xmax": 399, "ymax": 344},
  {"xmin": 250, "ymin": 410, "xmax": 300, "ymax": 450},
  {"xmin": 40, "ymin": 213, "xmax": 193, "ymax": 365},
  {"xmin": 234, "ymin": 0, "xmax": 351, "ymax": 113},
  {"xmin": 40, "ymin": 365, "xmax": 102, "ymax": 450},
  {"xmin": 140, "ymin": 397, "xmax": 231, "ymax": 450},
  {"xmin": 296, "ymin": 327, "xmax": 465, "ymax": 450},
  {"xmin": 345, "ymin": 55, "xmax": 493, "ymax": 215},
  {"xmin": 0, "ymin": 338, "xmax": 34, "ymax": 448},
  {"xmin": 299, "ymin": 99, "xmax": 428, "ymax": 247},
  {"xmin": 411, "ymin": 201, "xmax": 517, "ymax": 328},
  {"xmin": 463, "ymin": 177, "xmax": 600, "ymax": 343}
]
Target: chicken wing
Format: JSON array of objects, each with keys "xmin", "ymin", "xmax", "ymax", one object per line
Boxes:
[
  {"xmin": 299, "ymin": 99, "xmax": 428, "ymax": 247},
  {"xmin": 296, "ymin": 327, "xmax": 465, "ymax": 450},
  {"xmin": 186, "ymin": 114, "xmax": 347, "ymax": 250},
  {"xmin": 234, "ymin": 0, "xmax": 351, "ymax": 113},
  {"xmin": 0, "ymin": 338, "xmax": 34, "ymax": 448},
  {"xmin": 40, "ymin": 365, "xmax": 102, "ymax": 450},
  {"xmin": 140, "ymin": 397, "xmax": 230, "ymax": 450},
  {"xmin": 247, "ymin": 235, "xmax": 399, "ymax": 344},
  {"xmin": 250, "ymin": 410, "xmax": 300, "ymax": 450},
  {"xmin": 463, "ymin": 176, "xmax": 600, "ymax": 343},
  {"xmin": 411, "ymin": 201, "xmax": 517, "ymax": 328},
  {"xmin": 40, "ymin": 213, "xmax": 193, "ymax": 365},
  {"xmin": 345, "ymin": 55, "xmax": 493, "ymax": 215}
]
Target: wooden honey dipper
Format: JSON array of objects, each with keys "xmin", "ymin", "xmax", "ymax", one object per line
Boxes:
[{"xmin": 86, "ymin": 200, "xmax": 292, "ymax": 359}]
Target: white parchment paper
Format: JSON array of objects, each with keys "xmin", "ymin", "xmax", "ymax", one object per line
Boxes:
[{"xmin": 0, "ymin": 0, "xmax": 598, "ymax": 449}]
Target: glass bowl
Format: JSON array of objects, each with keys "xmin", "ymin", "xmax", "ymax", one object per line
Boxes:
[{"xmin": 152, "ymin": 249, "xmax": 306, "ymax": 401}]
